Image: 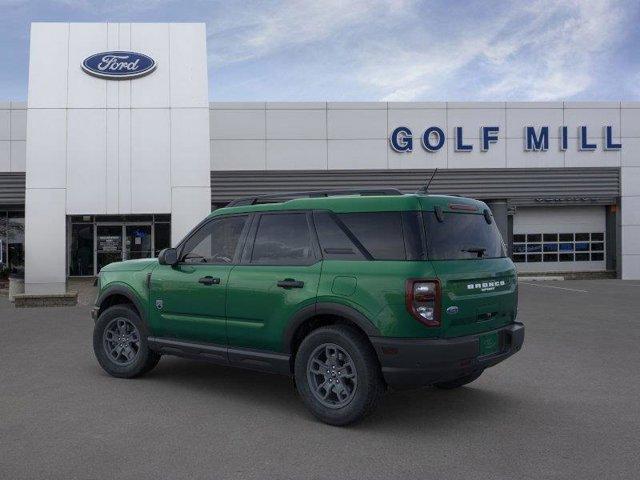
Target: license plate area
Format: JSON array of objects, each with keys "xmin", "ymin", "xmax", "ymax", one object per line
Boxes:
[{"xmin": 479, "ymin": 332, "xmax": 500, "ymax": 356}]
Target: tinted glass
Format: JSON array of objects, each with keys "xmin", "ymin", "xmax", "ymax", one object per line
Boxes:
[
  {"xmin": 313, "ymin": 212, "xmax": 365, "ymax": 260},
  {"xmin": 423, "ymin": 212, "xmax": 506, "ymax": 260},
  {"xmin": 251, "ymin": 213, "xmax": 313, "ymax": 264},
  {"xmin": 337, "ymin": 212, "xmax": 406, "ymax": 260},
  {"xmin": 182, "ymin": 215, "xmax": 247, "ymax": 264}
]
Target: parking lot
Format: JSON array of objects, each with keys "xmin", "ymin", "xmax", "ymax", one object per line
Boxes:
[{"xmin": 1, "ymin": 279, "xmax": 639, "ymax": 479}]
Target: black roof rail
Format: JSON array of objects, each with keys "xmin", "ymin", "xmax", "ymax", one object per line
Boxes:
[{"xmin": 226, "ymin": 188, "xmax": 404, "ymax": 207}]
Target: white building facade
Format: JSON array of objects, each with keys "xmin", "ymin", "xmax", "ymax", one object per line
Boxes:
[{"xmin": 0, "ymin": 22, "xmax": 639, "ymax": 294}]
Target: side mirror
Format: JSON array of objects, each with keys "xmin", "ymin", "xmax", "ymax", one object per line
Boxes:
[{"xmin": 158, "ymin": 248, "xmax": 178, "ymax": 266}]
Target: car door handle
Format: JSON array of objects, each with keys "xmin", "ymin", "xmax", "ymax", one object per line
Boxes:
[
  {"xmin": 277, "ymin": 278, "xmax": 304, "ymax": 289},
  {"xmin": 198, "ymin": 276, "xmax": 220, "ymax": 286}
]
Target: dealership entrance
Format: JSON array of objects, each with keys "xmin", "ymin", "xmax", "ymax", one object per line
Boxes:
[{"xmin": 68, "ymin": 215, "xmax": 171, "ymax": 277}]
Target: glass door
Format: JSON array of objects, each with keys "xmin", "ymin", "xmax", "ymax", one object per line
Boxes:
[
  {"xmin": 96, "ymin": 225, "xmax": 123, "ymax": 273},
  {"xmin": 125, "ymin": 225, "xmax": 152, "ymax": 260}
]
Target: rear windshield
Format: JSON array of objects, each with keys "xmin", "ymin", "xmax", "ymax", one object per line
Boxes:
[{"xmin": 423, "ymin": 212, "xmax": 506, "ymax": 260}]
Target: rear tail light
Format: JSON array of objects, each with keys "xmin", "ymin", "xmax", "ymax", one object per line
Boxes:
[{"xmin": 406, "ymin": 279, "xmax": 441, "ymax": 327}]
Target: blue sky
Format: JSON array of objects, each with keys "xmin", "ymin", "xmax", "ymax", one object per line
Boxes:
[{"xmin": 1, "ymin": 0, "xmax": 639, "ymax": 101}]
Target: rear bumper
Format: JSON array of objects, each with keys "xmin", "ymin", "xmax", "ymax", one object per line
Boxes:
[{"xmin": 370, "ymin": 322, "xmax": 525, "ymax": 389}]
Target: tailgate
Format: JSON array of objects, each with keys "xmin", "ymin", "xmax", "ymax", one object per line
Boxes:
[{"xmin": 431, "ymin": 258, "xmax": 517, "ymax": 338}]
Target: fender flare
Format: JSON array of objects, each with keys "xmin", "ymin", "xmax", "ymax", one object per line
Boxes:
[
  {"xmin": 282, "ymin": 302, "xmax": 381, "ymax": 354},
  {"xmin": 96, "ymin": 284, "xmax": 148, "ymax": 324}
]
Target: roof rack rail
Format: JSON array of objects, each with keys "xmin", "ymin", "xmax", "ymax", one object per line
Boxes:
[{"xmin": 226, "ymin": 188, "xmax": 404, "ymax": 207}]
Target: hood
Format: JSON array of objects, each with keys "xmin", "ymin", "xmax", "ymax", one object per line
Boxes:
[{"xmin": 99, "ymin": 258, "xmax": 158, "ymax": 272}]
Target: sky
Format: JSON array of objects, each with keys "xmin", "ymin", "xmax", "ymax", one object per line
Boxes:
[{"xmin": 1, "ymin": 0, "xmax": 639, "ymax": 102}]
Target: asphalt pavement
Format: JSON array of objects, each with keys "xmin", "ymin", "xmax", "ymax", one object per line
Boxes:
[{"xmin": 1, "ymin": 279, "xmax": 639, "ymax": 479}]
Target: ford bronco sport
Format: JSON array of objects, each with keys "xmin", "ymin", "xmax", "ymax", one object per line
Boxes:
[{"xmin": 92, "ymin": 189, "xmax": 524, "ymax": 425}]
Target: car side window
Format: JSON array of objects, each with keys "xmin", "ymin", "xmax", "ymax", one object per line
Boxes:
[
  {"xmin": 250, "ymin": 213, "xmax": 314, "ymax": 265},
  {"xmin": 337, "ymin": 212, "xmax": 406, "ymax": 260},
  {"xmin": 181, "ymin": 215, "xmax": 248, "ymax": 264}
]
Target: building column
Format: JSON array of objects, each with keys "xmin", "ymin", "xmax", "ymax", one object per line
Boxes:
[
  {"xmin": 620, "ymin": 166, "xmax": 640, "ymax": 279},
  {"xmin": 170, "ymin": 187, "xmax": 211, "ymax": 246},
  {"xmin": 24, "ymin": 188, "xmax": 66, "ymax": 294}
]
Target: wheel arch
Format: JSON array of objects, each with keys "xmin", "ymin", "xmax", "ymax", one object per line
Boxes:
[
  {"xmin": 96, "ymin": 284, "xmax": 148, "ymax": 325},
  {"xmin": 283, "ymin": 302, "xmax": 381, "ymax": 357}
]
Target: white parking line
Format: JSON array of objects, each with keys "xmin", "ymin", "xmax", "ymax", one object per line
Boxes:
[{"xmin": 519, "ymin": 282, "xmax": 589, "ymax": 293}]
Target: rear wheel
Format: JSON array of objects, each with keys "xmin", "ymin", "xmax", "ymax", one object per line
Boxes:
[
  {"xmin": 434, "ymin": 370, "xmax": 483, "ymax": 390},
  {"xmin": 294, "ymin": 325, "xmax": 384, "ymax": 426},
  {"xmin": 93, "ymin": 304, "xmax": 160, "ymax": 378}
]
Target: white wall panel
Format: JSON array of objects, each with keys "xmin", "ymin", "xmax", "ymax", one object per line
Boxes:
[
  {"xmin": 11, "ymin": 141, "xmax": 26, "ymax": 172},
  {"xmin": 171, "ymin": 108, "xmax": 211, "ymax": 187},
  {"xmin": 130, "ymin": 108, "xmax": 171, "ymax": 212},
  {"xmin": 66, "ymin": 109, "xmax": 107, "ymax": 214},
  {"xmin": 0, "ymin": 141, "xmax": 9, "ymax": 171},
  {"xmin": 25, "ymin": 109, "xmax": 67, "ymax": 189},
  {"xmin": 171, "ymin": 186, "xmax": 211, "ymax": 245},
  {"xmin": 506, "ymin": 138, "xmax": 565, "ymax": 168},
  {"xmin": 621, "ymin": 254, "xmax": 640, "ymax": 279},
  {"xmin": 328, "ymin": 140, "xmax": 387, "ymax": 169},
  {"xmin": 210, "ymin": 109, "xmax": 265, "ymax": 139},
  {"xmin": 266, "ymin": 109, "xmax": 326, "ymax": 139},
  {"xmin": 447, "ymin": 108, "xmax": 506, "ymax": 140},
  {"xmin": 621, "ymin": 225, "xmax": 640, "ymax": 255},
  {"xmin": 169, "ymin": 23, "xmax": 208, "ymax": 107},
  {"xmin": 28, "ymin": 23, "xmax": 68, "ymax": 108},
  {"xmin": 106, "ymin": 23, "xmax": 119, "ymax": 108},
  {"xmin": 266, "ymin": 140, "xmax": 327, "ymax": 170},
  {"xmin": 105, "ymin": 109, "xmax": 119, "ymax": 213},
  {"xmin": 446, "ymin": 138, "xmax": 506, "ymax": 169},
  {"xmin": 67, "ymin": 23, "xmax": 107, "ymax": 109},
  {"xmin": 621, "ymin": 108, "xmax": 640, "ymax": 138},
  {"xmin": 564, "ymin": 144, "xmax": 620, "ymax": 168},
  {"xmin": 388, "ymin": 144, "xmax": 447, "ymax": 169},
  {"xmin": 621, "ymin": 196, "xmax": 640, "ymax": 226},
  {"xmin": 0, "ymin": 110, "xmax": 9, "ymax": 140},
  {"xmin": 506, "ymin": 108, "xmax": 564, "ymax": 138},
  {"xmin": 24, "ymin": 188, "xmax": 66, "ymax": 294},
  {"xmin": 211, "ymin": 140, "xmax": 265, "ymax": 170},
  {"xmin": 621, "ymin": 166, "xmax": 640, "ymax": 196},
  {"xmin": 564, "ymin": 107, "xmax": 620, "ymax": 138},
  {"xmin": 387, "ymin": 108, "xmax": 447, "ymax": 139},
  {"xmin": 117, "ymin": 109, "xmax": 132, "ymax": 213},
  {"xmin": 327, "ymin": 110, "xmax": 386, "ymax": 139},
  {"xmin": 621, "ymin": 138, "xmax": 640, "ymax": 167},
  {"xmin": 10, "ymin": 109, "xmax": 27, "ymax": 140},
  {"xmin": 117, "ymin": 23, "xmax": 132, "ymax": 109},
  {"xmin": 131, "ymin": 23, "xmax": 170, "ymax": 108}
]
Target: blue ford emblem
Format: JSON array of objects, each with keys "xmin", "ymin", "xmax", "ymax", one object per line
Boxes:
[
  {"xmin": 82, "ymin": 51, "xmax": 156, "ymax": 80},
  {"xmin": 446, "ymin": 306, "xmax": 459, "ymax": 315}
]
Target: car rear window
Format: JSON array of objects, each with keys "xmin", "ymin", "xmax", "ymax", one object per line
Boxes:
[{"xmin": 423, "ymin": 211, "xmax": 506, "ymax": 260}]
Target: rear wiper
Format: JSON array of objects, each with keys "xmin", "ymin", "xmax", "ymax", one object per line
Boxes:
[{"xmin": 461, "ymin": 247, "xmax": 487, "ymax": 258}]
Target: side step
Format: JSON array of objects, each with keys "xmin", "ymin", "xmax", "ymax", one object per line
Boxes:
[{"xmin": 147, "ymin": 337, "xmax": 291, "ymax": 376}]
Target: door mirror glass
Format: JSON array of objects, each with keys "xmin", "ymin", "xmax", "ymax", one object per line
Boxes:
[{"xmin": 158, "ymin": 248, "xmax": 178, "ymax": 266}]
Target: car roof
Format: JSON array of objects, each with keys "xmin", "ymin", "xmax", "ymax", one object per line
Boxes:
[{"xmin": 209, "ymin": 194, "xmax": 488, "ymax": 217}]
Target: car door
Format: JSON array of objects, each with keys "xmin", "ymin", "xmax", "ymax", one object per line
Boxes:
[
  {"xmin": 226, "ymin": 211, "xmax": 322, "ymax": 352},
  {"xmin": 149, "ymin": 214, "xmax": 250, "ymax": 345}
]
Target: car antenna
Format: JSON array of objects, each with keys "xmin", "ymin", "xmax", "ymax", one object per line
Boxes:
[{"xmin": 416, "ymin": 168, "xmax": 438, "ymax": 194}]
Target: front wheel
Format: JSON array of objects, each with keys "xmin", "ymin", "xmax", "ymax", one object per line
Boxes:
[
  {"xmin": 93, "ymin": 305, "xmax": 160, "ymax": 378},
  {"xmin": 294, "ymin": 325, "xmax": 385, "ymax": 426}
]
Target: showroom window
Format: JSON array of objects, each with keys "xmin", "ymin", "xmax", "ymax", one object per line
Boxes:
[
  {"xmin": 0, "ymin": 211, "xmax": 25, "ymax": 278},
  {"xmin": 512, "ymin": 233, "xmax": 605, "ymax": 263}
]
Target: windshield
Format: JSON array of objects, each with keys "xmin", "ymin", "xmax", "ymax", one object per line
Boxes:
[{"xmin": 423, "ymin": 211, "xmax": 506, "ymax": 260}]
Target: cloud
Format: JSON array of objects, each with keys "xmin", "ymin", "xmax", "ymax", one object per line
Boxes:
[
  {"xmin": 357, "ymin": 0, "xmax": 629, "ymax": 101},
  {"xmin": 207, "ymin": 0, "xmax": 413, "ymax": 66}
]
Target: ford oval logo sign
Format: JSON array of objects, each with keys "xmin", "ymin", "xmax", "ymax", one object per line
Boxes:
[{"xmin": 82, "ymin": 51, "xmax": 156, "ymax": 80}]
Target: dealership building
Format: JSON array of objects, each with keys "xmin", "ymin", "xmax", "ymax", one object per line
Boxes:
[{"xmin": 1, "ymin": 22, "xmax": 640, "ymax": 295}]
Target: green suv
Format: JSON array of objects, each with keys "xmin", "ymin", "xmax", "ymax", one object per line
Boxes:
[{"xmin": 92, "ymin": 189, "xmax": 524, "ymax": 425}]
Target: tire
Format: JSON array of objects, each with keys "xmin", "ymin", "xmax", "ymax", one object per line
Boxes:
[
  {"xmin": 294, "ymin": 325, "xmax": 385, "ymax": 426},
  {"xmin": 434, "ymin": 370, "xmax": 483, "ymax": 390},
  {"xmin": 93, "ymin": 304, "xmax": 161, "ymax": 378}
]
